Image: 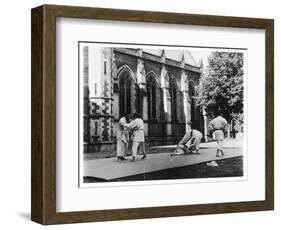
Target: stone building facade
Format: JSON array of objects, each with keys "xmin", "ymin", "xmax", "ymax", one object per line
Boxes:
[{"xmin": 83, "ymin": 46, "xmax": 204, "ymax": 153}]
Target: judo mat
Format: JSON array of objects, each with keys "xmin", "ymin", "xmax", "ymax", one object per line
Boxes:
[{"xmin": 83, "ymin": 143, "xmax": 243, "ymax": 181}]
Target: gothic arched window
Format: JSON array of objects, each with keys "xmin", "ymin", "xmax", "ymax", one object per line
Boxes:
[
  {"xmin": 135, "ymin": 83, "xmax": 142, "ymax": 116},
  {"xmin": 119, "ymin": 70, "xmax": 133, "ymax": 116},
  {"xmin": 188, "ymin": 81, "xmax": 196, "ymax": 127},
  {"xmin": 147, "ymin": 75, "xmax": 157, "ymax": 119},
  {"xmin": 169, "ymin": 78, "xmax": 178, "ymax": 122}
]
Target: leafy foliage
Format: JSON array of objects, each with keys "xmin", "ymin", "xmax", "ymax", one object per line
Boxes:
[{"xmin": 198, "ymin": 52, "xmax": 244, "ymax": 124}]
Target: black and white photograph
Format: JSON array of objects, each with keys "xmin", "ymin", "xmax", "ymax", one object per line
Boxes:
[{"xmin": 80, "ymin": 42, "xmax": 246, "ymax": 185}]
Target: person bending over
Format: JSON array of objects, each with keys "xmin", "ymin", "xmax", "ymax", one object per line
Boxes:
[{"xmin": 171, "ymin": 129, "xmax": 202, "ymax": 156}]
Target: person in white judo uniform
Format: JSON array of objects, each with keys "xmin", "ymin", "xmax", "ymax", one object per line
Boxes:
[
  {"xmin": 171, "ymin": 129, "xmax": 203, "ymax": 156},
  {"xmin": 116, "ymin": 114, "xmax": 131, "ymax": 162},
  {"xmin": 208, "ymin": 114, "xmax": 228, "ymax": 157},
  {"xmin": 126, "ymin": 113, "xmax": 147, "ymax": 162}
]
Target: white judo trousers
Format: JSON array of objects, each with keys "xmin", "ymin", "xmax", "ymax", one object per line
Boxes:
[
  {"xmin": 188, "ymin": 130, "xmax": 203, "ymax": 151},
  {"xmin": 116, "ymin": 117, "xmax": 129, "ymax": 157},
  {"xmin": 213, "ymin": 130, "xmax": 224, "ymax": 151},
  {"xmin": 209, "ymin": 116, "xmax": 227, "ymax": 153}
]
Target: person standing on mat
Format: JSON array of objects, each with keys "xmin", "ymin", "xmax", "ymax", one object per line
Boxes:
[
  {"xmin": 116, "ymin": 113, "xmax": 131, "ymax": 162},
  {"xmin": 208, "ymin": 114, "xmax": 228, "ymax": 157},
  {"xmin": 126, "ymin": 113, "xmax": 147, "ymax": 162}
]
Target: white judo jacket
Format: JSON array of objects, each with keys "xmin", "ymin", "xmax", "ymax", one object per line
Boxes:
[
  {"xmin": 178, "ymin": 129, "xmax": 202, "ymax": 146},
  {"xmin": 208, "ymin": 116, "xmax": 227, "ymax": 132},
  {"xmin": 127, "ymin": 118, "xmax": 145, "ymax": 142}
]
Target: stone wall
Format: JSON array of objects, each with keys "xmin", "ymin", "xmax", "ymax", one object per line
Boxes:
[{"xmin": 84, "ymin": 47, "xmax": 203, "ymax": 153}]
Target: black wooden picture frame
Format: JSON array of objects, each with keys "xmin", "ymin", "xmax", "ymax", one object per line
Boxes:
[{"xmin": 31, "ymin": 4, "xmax": 274, "ymax": 225}]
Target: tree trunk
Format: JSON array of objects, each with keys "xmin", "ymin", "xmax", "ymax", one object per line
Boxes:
[{"xmin": 227, "ymin": 123, "xmax": 231, "ymax": 139}]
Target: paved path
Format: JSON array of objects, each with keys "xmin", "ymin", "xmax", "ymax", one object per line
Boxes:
[{"xmin": 84, "ymin": 140, "xmax": 243, "ymax": 180}]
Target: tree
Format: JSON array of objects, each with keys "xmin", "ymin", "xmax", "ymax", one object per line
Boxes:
[{"xmin": 198, "ymin": 52, "xmax": 244, "ymax": 130}]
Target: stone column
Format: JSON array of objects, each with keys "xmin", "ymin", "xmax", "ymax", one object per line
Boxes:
[
  {"xmin": 180, "ymin": 70, "xmax": 191, "ymax": 132},
  {"xmin": 160, "ymin": 64, "xmax": 171, "ymax": 136},
  {"xmin": 87, "ymin": 47, "xmax": 102, "ymax": 143},
  {"xmin": 142, "ymin": 91, "xmax": 148, "ymax": 136},
  {"xmin": 136, "ymin": 57, "xmax": 148, "ymax": 135},
  {"xmin": 101, "ymin": 47, "xmax": 113, "ymax": 142},
  {"xmin": 203, "ymin": 107, "xmax": 208, "ymax": 141},
  {"xmin": 83, "ymin": 46, "xmax": 90, "ymax": 144}
]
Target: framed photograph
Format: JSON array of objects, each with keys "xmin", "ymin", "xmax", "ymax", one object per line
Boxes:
[{"xmin": 31, "ymin": 4, "xmax": 274, "ymax": 225}]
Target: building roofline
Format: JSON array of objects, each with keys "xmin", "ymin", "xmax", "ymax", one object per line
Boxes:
[{"xmin": 113, "ymin": 48, "xmax": 202, "ymax": 74}]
